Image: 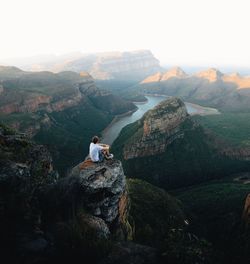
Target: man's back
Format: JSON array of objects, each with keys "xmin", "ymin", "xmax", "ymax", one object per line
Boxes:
[{"xmin": 89, "ymin": 142, "xmax": 103, "ymax": 162}]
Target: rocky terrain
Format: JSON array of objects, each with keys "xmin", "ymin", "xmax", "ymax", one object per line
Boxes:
[
  {"xmin": 138, "ymin": 67, "xmax": 250, "ymax": 112},
  {"xmin": 113, "ymin": 97, "xmax": 250, "ymax": 189},
  {"xmin": 1, "ymin": 124, "xmax": 210, "ymax": 264},
  {"xmin": 22, "ymin": 50, "xmax": 162, "ymax": 81},
  {"xmin": 123, "ymin": 98, "xmax": 188, "ymax": 159},
  {"xmin": 0, "ymin": 124, "xmax": 136, "ymax": 263},
  {"xmin": 0, "ymin": 66, "xmax": 136, "ymax": 174}
]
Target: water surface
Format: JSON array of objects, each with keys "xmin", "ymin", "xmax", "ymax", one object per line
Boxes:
[{"xmin": 102, "ymin": 96, "xmax": 218, "ymax": 145}]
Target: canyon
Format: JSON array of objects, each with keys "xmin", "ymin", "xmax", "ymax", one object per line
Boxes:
[
  {"xmin": 0, "ymin": 66, "xmax": 136, "ymax": 174},
  {"xmin": 113, "ymin": 97, "xmax": 250, "ymax": 189}
]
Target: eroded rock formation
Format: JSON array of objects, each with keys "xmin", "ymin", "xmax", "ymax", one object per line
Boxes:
[{"xmin": 123, "ymin": 97, "xmax": 188, "ymax": 159}]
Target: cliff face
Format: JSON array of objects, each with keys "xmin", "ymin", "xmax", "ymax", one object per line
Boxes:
[
  {"xmin": 0, "ymin": 66, "xmax": 136, "ymax": 174},
  {"xmin": 139, "ymin": 67, "xmax": 250, "ymax": 112},
  {"xmin": 0, "ymin": 67, "xmax": 135, "ymax": 116},
  {"xmin": 123, "ymin": 98, "xmax": 188, "ymax": 159},
  {"xmin": 113, "ymin": 97, "xmax": 250, "ymax": 189},
  {"xmin": 52, "ymin": 159, "xmax": 132, "ymax": 240},
  {"xmin": 0, "ymin": 124, "xmax": 58, "ymax": 262},
  {"xmin": 89, "ymin": 50, "xmax": 162, "ymax": 80}
]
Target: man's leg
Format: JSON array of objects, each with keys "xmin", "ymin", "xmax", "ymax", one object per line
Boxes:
[{"xmin": 98, "ymin": 150, "xmax": 105, "ymax": 162}]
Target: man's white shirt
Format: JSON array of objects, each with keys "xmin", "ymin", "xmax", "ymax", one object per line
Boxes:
[{"xmin": 89, "ymin": 142, "xmax": 103, "ymax": 162}]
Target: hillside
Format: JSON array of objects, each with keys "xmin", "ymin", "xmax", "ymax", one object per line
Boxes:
[
  {"xmin": 113, "ymin": 97, "xmax": 250, "ymax": 189},
  {"xmin": 174, "ymin": 177, "xmax": 250, "ymax": 264},
  {"xmin": 0, "ymin": 66, "xmax": 136, "ymax": 174},
  {"xmin": 138, "ymin": 67, "xmax": 250, "ymax": 112}
]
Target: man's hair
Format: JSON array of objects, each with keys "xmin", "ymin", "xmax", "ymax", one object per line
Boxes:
[{"xmin": 92, "ymin": 136, "xmax": 99, "ymax": 144}]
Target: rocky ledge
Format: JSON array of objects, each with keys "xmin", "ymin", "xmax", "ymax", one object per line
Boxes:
[
  {"xmin": 47, "ymin": 158, "xmax": 132, "ymax": 240},
  {"xmin": 69, "ymin": 159, "xmax": 127, "ymax": 223}
]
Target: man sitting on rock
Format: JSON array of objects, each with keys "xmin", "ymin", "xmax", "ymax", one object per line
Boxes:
[{"xmin": 89, "ymin": 136, "xmax": 114, "ymax": 162}]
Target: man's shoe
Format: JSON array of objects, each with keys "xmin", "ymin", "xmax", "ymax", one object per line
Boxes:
[{"xmin": 105, "ymin": 154, "xmax": 114, "ymax": 160}]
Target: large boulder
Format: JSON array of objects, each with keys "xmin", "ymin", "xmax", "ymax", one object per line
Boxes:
[{"xmin": 46, "ymin": 159, "xmax": 132, "ymax": 240}]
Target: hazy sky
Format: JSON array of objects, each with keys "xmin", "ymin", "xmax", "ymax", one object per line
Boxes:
[{"xmin": 1, "ymin": 0, "xmax": 250, "ymax": 66}]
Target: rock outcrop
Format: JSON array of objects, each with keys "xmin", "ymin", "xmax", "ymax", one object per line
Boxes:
[
  {"xmin": 113, "ymin": 97, "xmax": 250, "ymax": 189},
  {"xmin": 40, "ymin": 158, "xmax": 132, "ymax": 242},
  {"xmin": 63, "ymin": 159, "xmax": 129, "ymax": 233},
  {"xmin": 123, "ymin": 97, "xmax": 188, "ymax": 159},
  {"xmin": 0, "ymin": 124, "xmax": 132, "ymax": 263}
]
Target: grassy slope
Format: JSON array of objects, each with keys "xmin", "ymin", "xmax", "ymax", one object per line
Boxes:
[
  {"xmin": 96, "ymin": 80, "xmax": 147, "ymax": 102},
  {"xmin": 173, "ymin": 178, "xmax": 250, "ymax": 263},
  {"xmin": 193, "ymin": 113, "xmax": 250, "ymax": 147},
  {"xmin": 128, "ymin": 179, "xmax": 214, "ymax": 263},
  {"xmin": 128, "ymin": 178, "xmax": 185, "ymax": 247},
  {"xmin": 34, "ymin": 100, "xmax": 113, "ymax": 175}
]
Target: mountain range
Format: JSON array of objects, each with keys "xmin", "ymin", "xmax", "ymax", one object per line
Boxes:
[
  {"xmin": 138, "ymin": 67, "xmax": 250, "ymax": 112},
  {"xmin": 18, "ymin": 50, "xmax": 162, "ymax": 81}
]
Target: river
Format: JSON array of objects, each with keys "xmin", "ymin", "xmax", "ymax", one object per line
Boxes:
[{"xmin": 101, "ymin": 96, "xmax": 219, "ymax": 145}]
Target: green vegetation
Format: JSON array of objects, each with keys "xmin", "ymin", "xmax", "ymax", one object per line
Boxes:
[
  {"xmin": 173, "ymin": 178, "xmax": 250, "ymax": 263},
  {"xmin": 0, "ymin": 67, "xmax": 136, "ymax": 175},
  {"xmin": 96, "ymin": 80, "xmax": 147, "ymax": 102},
  {"xmin": 114, "ymin": 118, "xmax": 250, "ymax": 189},
  {"xmin": 53, "ymin": 213, "xmax": 112, "ymax": 263},
  {"xmin": 0, "ymin": 100, "xmax": 114, "ymax": 175},
  {"xmin": 128, "ymin": 179, "xmax": 185, "ymax": 246},
  {"xmin": 0, "ymin": 123, "xmax": 16, "ymax": 135},
  {"xmin": 128, "ymin": 179, "xmax": 213, "ymax": 263},
  {"xmin": 34, "ymin": 101, "xmax": 113, "ymax": 175},
  {"xmin": 193, "ymin": 113, "xmax": 250, "ymax": 147}
]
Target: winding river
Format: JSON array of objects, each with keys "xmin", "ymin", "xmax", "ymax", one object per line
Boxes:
[{"xmin": 102, "ymin": 96, "xmax": 219, "ymax": 145}]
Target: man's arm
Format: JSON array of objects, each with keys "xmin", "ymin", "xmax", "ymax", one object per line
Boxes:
[{"xmin": 99, "ymin": 144, "xmax": 109, "ymax": 150}]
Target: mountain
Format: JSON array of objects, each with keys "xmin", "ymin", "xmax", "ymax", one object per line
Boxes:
[
  {"xmin": 0, "ymin": 66, "xmax": 136, "ymax": 174},
  {"xmin": 139, "ymin": 67, "xmax": 250, "ymax": 112},
  {"xmin": 22, "ymin": 50, "xmax": 163, "ymax": 81},
  {"xmin": 112, "ymin": 97, "xmax": 250, "ymax": 189},
  {"xmin": 141, "ymin": 67, "xmax": 187, "ymax": 84}
]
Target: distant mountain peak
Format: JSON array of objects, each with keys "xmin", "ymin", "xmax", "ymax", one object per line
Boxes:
[
  {"xmin": 195, "ymin": 68, "xmax": 223, "ymax": 82},
  {"xmin": 140, "ymin": 72, "xmax": 163, "ymax": 84},
  {"xmin": 229, "ymin": 72, "xmax": 241, "ymax": 78},
  {"xmin": 141, "ymin": 67, "xmax": 186, "ymax": 84},
  {"xmin": 0, "ymin": 65, "xmax": 24, "ymax": 73},
  {"xmin": 161, "ymin": 67, "xmax": 187, "ymax": 81}
]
